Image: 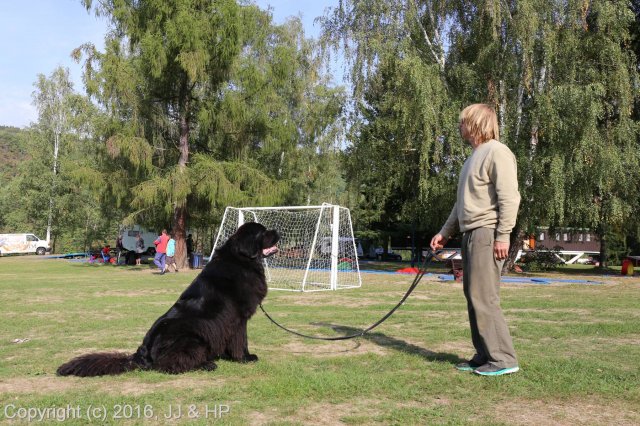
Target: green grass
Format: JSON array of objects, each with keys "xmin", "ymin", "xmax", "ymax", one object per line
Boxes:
[{"xmin": 1, "ymin": 257, "xmax": 639, "ymax": 425}]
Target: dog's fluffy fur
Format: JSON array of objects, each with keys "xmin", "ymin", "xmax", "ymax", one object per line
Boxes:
[{"xmin": 57, "ymin": 222, "xmax": 279, "ymax": 377}]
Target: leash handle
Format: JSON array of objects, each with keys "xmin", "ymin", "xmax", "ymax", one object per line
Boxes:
[{"xmin": 260, "ymin": 250, "xmax": 438, "ymax": 341}]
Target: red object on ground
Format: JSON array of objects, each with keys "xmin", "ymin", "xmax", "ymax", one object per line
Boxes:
[
  {"xmin": 396, "ymin": 267, "xmax": 420, "ymax": 274},
  {"xmin": 621, "ymin": 259, "xmax": 634, "ymax": 276}
]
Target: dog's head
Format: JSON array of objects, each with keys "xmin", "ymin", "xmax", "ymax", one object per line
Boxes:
[{"xmin": 226, "ymin": 222, "xmax": 280, "ymax": 260}]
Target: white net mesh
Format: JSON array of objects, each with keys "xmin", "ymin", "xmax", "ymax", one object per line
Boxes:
[{"xmin": 211, "ymin": 204, "xmax": 362, "ymax": 292}]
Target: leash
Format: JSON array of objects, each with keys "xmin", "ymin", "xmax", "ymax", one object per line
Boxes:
[{"xmin": 259, "ymin": 249, "xmax": 442, "ymax": 341}]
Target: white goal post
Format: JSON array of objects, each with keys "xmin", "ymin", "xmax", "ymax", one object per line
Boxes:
[{"xmin": 210, "ymin": 204, "xmax": 362, "ymax": 292}]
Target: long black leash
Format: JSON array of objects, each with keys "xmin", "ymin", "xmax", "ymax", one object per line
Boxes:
[{"xmin": 259, "ymin": 249, "xmax": 441, "ymax": 341}]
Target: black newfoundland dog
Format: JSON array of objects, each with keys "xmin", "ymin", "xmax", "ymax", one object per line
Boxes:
[{"xmin": 57, "ymin": 222, "xmax": 279, "ymax": 377}]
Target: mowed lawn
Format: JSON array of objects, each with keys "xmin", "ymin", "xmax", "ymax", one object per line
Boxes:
[{"xmin": 0, "ymin": 257, "xmax": 639, "ymax": 425}]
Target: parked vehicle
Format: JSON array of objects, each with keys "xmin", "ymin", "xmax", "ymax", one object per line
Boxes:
[
  {"xmin": 0, "ymin": 233, "xmax": 51, "ymax": 256},
  {"xmin": 374, "ymin": 247, "xmax": 402, "ymax": 261},
  {"xmin": 119, "ymin": 226, "xmax": 158, "ymax": 255}
]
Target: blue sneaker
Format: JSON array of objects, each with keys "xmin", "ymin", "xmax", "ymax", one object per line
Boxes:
[
  {"xmin": 455, "ymin": 360, "xmax": 483, "ymax": 371},
  {"xmin": 473, "ymin": 363, "xmax": 519, "ymax": 376}
]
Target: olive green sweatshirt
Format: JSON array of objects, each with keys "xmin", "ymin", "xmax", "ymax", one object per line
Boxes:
[{"xmin": 438, "ymin": 139, "xmax": 520, "ymax": 243}]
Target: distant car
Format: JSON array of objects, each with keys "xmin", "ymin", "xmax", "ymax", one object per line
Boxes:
[
  {"xmin": 576, "ymin": 256, "xmax": 598, "ymax": 265},
  {"xmin": 374, "ymin": 247, "xmax": 402, "ymax": 261},
  {"xmin": 385, "ymin": 251, "xmax": 402, "ymax": 261}
]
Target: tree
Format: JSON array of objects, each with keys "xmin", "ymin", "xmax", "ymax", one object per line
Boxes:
[
  {"xmin": 321, "ymin": 0, "xmax": 640, "ymax": 268},
  {"xmin": 320, "ymin": 0, "xmax": 462, "ymax": 237},
  {"xmin": 0, "ymin": 68, "xmax": 104, "ymax": 252},
  {"xmin": 77, "ymin": 1, "xmax": 347, "ymax": 267},
  {"xmin": 77, "ymin": 0, "xmax": 275, "ymax": 268},
  {"xmin": 32, "ymin": 67, "xmax": 76, "ymax": 244}
]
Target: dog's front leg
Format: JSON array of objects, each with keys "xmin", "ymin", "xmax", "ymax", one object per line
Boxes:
[
  {"xmin": 225, "ymin": 320, "xmax": 258, "ymax": 362},
  {"xmin": 240, "ymin": 321, "xmax": 258, "ymax": 362}
]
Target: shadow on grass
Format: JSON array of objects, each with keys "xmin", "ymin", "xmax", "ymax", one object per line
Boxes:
[
  {"xmin": 311, "ymin": 322, "xmax": 464, "ymax": 365},
  {"xmin": 67, "ymin": 262, "xmax": 163, "ymax": 272}
]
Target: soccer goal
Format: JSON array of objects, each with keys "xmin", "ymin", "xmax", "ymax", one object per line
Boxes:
[{"xmin": 210, "ymin": 204, "xmax": 362, "ymax": 292}]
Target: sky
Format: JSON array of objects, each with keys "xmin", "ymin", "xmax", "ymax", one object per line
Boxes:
[{"xmin": 0, "ymin": 0, "xmax": 339, "ymax": 128}]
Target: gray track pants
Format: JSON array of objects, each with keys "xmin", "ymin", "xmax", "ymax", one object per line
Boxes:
[{"xmin": 461, "ymin": 227, "xmax": 518, "ymax": 368}]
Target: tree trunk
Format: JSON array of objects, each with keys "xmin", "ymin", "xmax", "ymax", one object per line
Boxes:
[
  {"xmin": 598, "ymin": 228, "xmax": 608, "ymax": 270},
  {"xmin": 46, "ymin": 132, "xmax": 60, "ymax": 244},
  {"xmin": 173, "ymin": 84, "xmax": 190, "ymax": 270},
  {"xmin": 173, "ymin": 206, "xmax": 188, "ymax": 269}
]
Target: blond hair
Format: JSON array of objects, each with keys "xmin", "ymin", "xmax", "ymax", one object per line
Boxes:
[{"xmin": 459, "ymin": 104, "xmax": 499, "ymax": 144}]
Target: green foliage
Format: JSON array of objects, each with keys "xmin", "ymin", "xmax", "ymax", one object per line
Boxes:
[
  {"xmin": 77, "ymin": 1, "xmax": 348, "ymax": 243},
  {"xmin": 0, "ymin": 68, "xmax": 109, "ymax": 253},
  {"xmin": 0, "ymin": 126, "xmax": 26, "ymax": 180},
  {"xmin": 320, "ymin": 1, "xmax": 640, "ymax": 266},
  {"xmin": 520, "ymin": 245, "xmax": 562, "ymax": 272}
]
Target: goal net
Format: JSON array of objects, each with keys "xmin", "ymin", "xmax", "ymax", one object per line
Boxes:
[{"xmin": 210, "ymin": 204, "xmax": 362, "ymax": 292}]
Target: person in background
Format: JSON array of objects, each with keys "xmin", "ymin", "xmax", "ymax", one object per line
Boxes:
[
  {"xmin": 165, "ymin": 233, "xmax": 178, "ymax": 273},
  {"xmin": 135, "ymin": 234, "xmax": 145, "ymax": 266},
  {"xmin": 187, "ymin": 234, "xmax": 193, "ymax": 259},
  {"xmin": 115, "ymin": 234, "xmax": 124, "ymax": 263},
  {"xmin": 430, "ymin": 103, "xmax": 521, "ymax": 377},
  {"xmin": 187, "ymin": 234, "xmax": 193, "ymax": 267},
  {"xmin": 101, "ymin": 245, "xmax": 111, "ymax": 263},
  {"xmin": 153, "ymin": 229, "xmax": 170, "ymax": 275}
]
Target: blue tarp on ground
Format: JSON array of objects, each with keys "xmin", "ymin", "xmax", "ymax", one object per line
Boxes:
[
  {"xmin": 46, "ymin": 252, "xmax": 90, "ymax": 259},
  {"xmin": 435, "ymin": 274, "xmax": 602, "ymax": 284},
  {"xmin": 357, "ymin": 269, "xmax": 602, "ymax": 284}
]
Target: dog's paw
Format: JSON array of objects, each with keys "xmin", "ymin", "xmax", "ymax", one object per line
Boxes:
[
  {"xmin": 202, "ymin": 361, "xmax": 218, "ymax": 372},
  {"xmin": 243, "ymin": 354, "xmax": 258, "ymax": 363}
]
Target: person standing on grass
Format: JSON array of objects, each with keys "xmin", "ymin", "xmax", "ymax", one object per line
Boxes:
[
  {"xmin": 165, "ymin": 233, "xmax": 178, "ymax": 273},
  {"xmin": 115, "ymin": 234, "xmax": 124, "ymax": 263},
  {"xmin": 186, "ymin": 234, "xmax": 194, "ymax": 265},
  {"xmin": 135, "ymin": 234, "xmax": 145, "ymax": 266},
  {"xmin": 153, "ymin": 229, "xmax": 170, "ymax": 275},
  {"xmin": 430, "ymin": 103, "xmax": 521, "ymax": 376}
]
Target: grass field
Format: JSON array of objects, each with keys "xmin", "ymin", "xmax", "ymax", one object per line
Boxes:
[{"xmin": 1, "ymin": 257, "xmax": 639, "ymax": 425}]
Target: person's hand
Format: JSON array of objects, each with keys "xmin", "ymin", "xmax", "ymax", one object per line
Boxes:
[
  {"xmin": 494, "ymin": 241, "xmax": 509, "ymax": 260},
  {"xmin": 430, "ymin": 234, "xmax": 447, "ymax": 251}
]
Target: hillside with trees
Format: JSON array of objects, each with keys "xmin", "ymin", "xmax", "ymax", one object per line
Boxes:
[{"xmin": 0, "ymin": 126, "xmax": 26, "ymax": 179}]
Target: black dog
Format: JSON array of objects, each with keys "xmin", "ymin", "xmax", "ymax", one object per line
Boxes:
[{"xmin": 57, "ymin": 222, "xmax": 279, "ymax": 376}]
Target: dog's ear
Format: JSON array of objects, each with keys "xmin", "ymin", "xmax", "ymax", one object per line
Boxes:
[
  {"xmin": 231, "ymin": 223, "xmax": 265, "ymax": 259},
  {"xmin": 235, "ymin": 235, "xmax": 261, "ymax": 259}
]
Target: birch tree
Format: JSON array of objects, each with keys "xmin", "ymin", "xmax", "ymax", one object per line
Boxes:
[{"xmin": 32, "ymin": 67, "xmax": 75, "ymax": 244}]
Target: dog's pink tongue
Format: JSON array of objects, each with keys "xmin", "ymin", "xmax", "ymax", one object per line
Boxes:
[{"xmin": 263, "ymin": 246, "xmax": 278, "ymax": 256}]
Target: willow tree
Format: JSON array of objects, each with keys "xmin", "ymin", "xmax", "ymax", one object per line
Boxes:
[
  {"xmin": 320, "ymin": 0, "xmax": 462, "ymax": 235},
  {"xmin": 464, "ymin": 1, "xmax": 640, "ymax": 266},
  {"xmin": 77, "ymin": 0, "xmax": 287, "ymax": 268},
  {"xmin": 321, "ymin": 0, "xmax": 640, "ymax": 266},
  {"xmin": 526, "ymin": 1, "xmax": 640, "ymax": 267}
]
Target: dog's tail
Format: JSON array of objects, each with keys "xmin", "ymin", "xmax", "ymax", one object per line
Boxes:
[{"xmin": 57, "ymin": 352, "xmax": 138, "ymax": 377}]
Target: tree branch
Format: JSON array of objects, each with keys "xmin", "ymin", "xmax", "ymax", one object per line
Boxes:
[{"xmin": 409, "ymin": 0, "xmax": 445, "ymax": 73}]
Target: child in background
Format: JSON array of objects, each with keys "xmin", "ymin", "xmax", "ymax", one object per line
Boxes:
[{"xmin": 165, "ymin": 233, "xmax": 178, "ymax": 273}]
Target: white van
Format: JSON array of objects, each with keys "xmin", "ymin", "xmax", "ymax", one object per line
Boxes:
[
  {"xmin": 0, "ymin": 233, "xmax": 51, "ymax": 256},
  {"xmin": 120, "ymin": 226, "xmax": 158, "ymax": 254}
]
